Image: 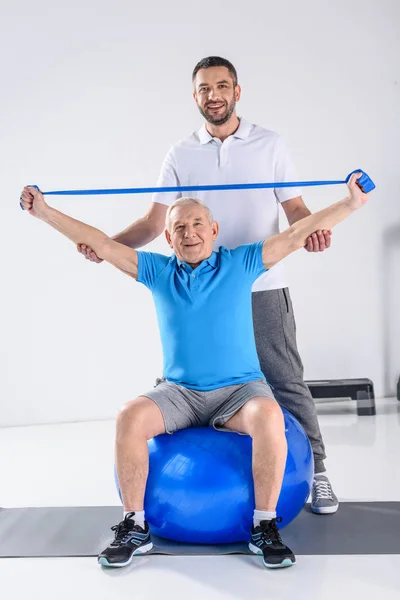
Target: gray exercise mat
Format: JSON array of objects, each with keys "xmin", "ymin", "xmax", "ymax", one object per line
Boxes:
[{"xmin": 0, "ymin": 503, "xmax": 399, "ymax": 557}]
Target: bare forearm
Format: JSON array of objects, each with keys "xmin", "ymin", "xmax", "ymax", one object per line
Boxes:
[
  {"xmin": 40, "ymin": 206, "xmax": 138, "ymax": 276},
  {"xmin": 290, "ymin": 197, "xmax": 354, "ymax": 249},
  {"xmin": 40, "ymin": 207, "xmax": 109, "ymax": 257},
  {"xmin": 112, "ymin": 216, "xmax": 162, "ymax": 249},
  {"xmin": 263, "ymin": 196, "xmax": 355, "ymax": 269},
  {"xmin": 286, "ymin": 205, "xmax": 311, "ymax": 226}
]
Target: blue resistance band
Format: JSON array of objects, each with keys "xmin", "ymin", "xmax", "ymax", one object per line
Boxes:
[{"xmin": 20, "ymin": 169, "xmax": 375, "ymax": 208}]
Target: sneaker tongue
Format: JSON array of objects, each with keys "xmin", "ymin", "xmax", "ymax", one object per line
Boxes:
[
  {"xmin": 124, "ymin": 511, "xmax": 136, "ymax": 521},
  {"xmin": 259, "ymin": 519, "xmax": 272, "ymax": 527},
  {"xmin": 260, "ymin": 519, "xmax": 282, "ymax": 542}
]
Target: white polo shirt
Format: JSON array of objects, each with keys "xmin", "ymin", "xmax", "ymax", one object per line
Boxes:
[{"xmin": 153, "ymin": 117, "xmax": 301, "ymax": 291}]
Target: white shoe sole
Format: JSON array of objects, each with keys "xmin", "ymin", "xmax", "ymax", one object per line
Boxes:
[
  {"xmin": 98, "ymin": 541, "xmax": 154, "ymax": 568},
  {"xmin": 248, "ymin": 543, "xmax": 295, "ymax": 568},
  {"xmin": 311, "ymin": 504, "xmax": 339, "ymax": 514}
]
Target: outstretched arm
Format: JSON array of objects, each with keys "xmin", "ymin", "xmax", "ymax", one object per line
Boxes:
[
  {"xmin": 78, "ymin": 201, "xmax": 167, "ymax": 263},
  {"xmin": 262, "ymin": 173, "xmax": 370, "ymax": 269},
  {"xmin": 281, "ymin": 196, "xmax": 332, "ymax": 252},
  {"xmin": 78, "ymin": 149, "xmax": 177, "ymax": 263},
  {"xmin": 20, "ymin": 186, "xmax": 139, "ymax": 279}
]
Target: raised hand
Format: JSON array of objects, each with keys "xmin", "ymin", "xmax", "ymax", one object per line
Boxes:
[
  {"xmin": 20, "ymin": 186, "xmax": 47, "ymax": 218},
  {"xmin": 347, "ymin": 172, "xmax": 370, "ymax": 210}
]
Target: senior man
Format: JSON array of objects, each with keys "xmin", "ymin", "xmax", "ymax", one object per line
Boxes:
[
  {"xmin": 21, "ymin": 174, "xmax": 369, "ymax": 569},
  {"xmin": 78, "ymin": 56, "xmax": 338, "ymax": 513}
]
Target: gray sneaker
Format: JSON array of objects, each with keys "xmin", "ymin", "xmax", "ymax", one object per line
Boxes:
[{"xmin": 311, "ymin": 475, "xmax": 339, "ymax": 514}]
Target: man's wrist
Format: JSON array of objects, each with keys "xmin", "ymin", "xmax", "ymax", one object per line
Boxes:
[
  {"xmin": 343, "ymin": 196, "xmax": 358, "ymax": 212},
  {"xmin": 36, "ymin": 204, "xmax": 52, "ymax": 221}
]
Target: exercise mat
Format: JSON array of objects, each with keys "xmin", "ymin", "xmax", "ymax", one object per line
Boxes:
[{"xmin": 0, "ymin": 502, "xmax": 399, "ymax": 558}]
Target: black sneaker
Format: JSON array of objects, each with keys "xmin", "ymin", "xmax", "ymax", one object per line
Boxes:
[
  {"xmin": 249, "ymin": 517, "xmax": 296, "ymax": 568},
  {"xmin": 98, "ymin": 512, "xmax": 153, "ymax": 567}
]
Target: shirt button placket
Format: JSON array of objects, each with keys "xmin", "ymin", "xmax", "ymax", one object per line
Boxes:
[
  {"xmin": 191, "ymin": 272, "xmax": 198, "ymax": 292},
  {"xmin": 219, "ymin": 138, "xmax": 231, "ymax": 168},
  {"xmin": 214, "ymin": 138, "xmax": 224, "ymax": 168},
  {"xmin": 220, "ymin": 146, "xmax": 226, "ymax": 168}
]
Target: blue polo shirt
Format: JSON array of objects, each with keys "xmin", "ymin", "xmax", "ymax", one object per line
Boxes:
[{"xmin": 137, "ymin": 242, "xmax": 266, "ymax": 391}]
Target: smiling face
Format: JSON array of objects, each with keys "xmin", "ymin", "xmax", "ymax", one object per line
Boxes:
[
  {"xmin": 165, "ymin": 202, "xmax": 219, "ymax": 268},
  {"xmin": 193, "ymin": 66, "xmax": 241, "ymax": 126}
]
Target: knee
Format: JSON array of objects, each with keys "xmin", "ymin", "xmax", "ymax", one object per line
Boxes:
[
  {"xmin": 247, "ymin": 397, "xmax": 284, "ymax": 434},
  {"xmin": 116, "ymin": 397, "xmax": 154, "ymax": 439}
]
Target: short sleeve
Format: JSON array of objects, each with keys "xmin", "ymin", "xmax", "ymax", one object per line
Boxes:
[
  {"xmin": 137, "ymin": 251, "xmax": 170, "ymax": 291},
  {"xmin": 152, "ymin": 148, "xmax": 183, "ymax": 207},
  {"xmin": 273, "ymin": 136, "xmax": 302, "ymax": 203},
  {"xmin": 230, "ymin": 241, "xmax": 266, "ymax": 279}
]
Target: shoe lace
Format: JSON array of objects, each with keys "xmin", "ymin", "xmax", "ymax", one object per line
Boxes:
[
  {"xmin": 259, "ymin": 517, "xmax": 283, "ymax": 544},
  {"xmin": 110, "ymin": 512, "xmax": 141, "ymax": 545},
  {"xmin": 314, "ymin": 478, "xmax": 334, "ymax": 501}
]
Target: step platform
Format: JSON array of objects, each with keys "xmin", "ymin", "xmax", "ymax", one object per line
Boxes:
[{"xmin": 306, "ymin": 378, "xmax": 376, "ymax": 416}]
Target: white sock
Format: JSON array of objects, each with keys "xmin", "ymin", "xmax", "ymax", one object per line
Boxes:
[
  {"xmin": 314, "ymin": 472, "xmax": 328, "ymax": 480},
  {"xmin": 124, "ymin": 510, "xmax": 145, "ymax": 529},
  {"xmin": 253, "ymin": 509, "xmax": 276, "ymax": 527}
]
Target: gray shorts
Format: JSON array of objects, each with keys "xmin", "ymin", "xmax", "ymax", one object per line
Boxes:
[{"xmin": 142, "ymin": 378, "xmax": 275, "ymax": 434}]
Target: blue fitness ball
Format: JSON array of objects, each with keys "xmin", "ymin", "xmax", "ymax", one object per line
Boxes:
[{"xmin": 115, "ymin": 407, "xmax": 313, "ymax": 544}]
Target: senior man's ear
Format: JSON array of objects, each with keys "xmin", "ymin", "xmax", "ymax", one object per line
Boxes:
[
  {"xmin": 212, "ymin": 221, "xmax": 219, "ymax": 240},
  {"xmin": 165, "ymin": 228, "xmax": 173, "ymax": 248}
]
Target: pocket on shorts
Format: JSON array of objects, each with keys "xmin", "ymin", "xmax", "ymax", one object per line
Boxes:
[{"xmin": 282, "ymin": 288, "xmax": 290, "ymax": 313}]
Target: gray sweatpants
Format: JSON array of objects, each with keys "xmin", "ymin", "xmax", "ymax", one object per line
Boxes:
[{"xmin": 252, "ymin": 289, "xmax": 326, "ymax": 474}]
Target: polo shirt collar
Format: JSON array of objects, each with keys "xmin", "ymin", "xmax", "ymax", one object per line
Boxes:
[
  {"xmin": 197, "ymin": 117, "xmax": 251, "ymax": 144},
  {"xmin": 205, "ymin": 251, "xmax": 218, "ymax": 268},
  {"xmin": 176, "ymin": 251, "xmax": 218, "ymax": 270}
]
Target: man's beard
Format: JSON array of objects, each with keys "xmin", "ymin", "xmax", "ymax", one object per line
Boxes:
[{"xmin": 198, "ymin": 98, "xmax": 236, "ymax": 126}]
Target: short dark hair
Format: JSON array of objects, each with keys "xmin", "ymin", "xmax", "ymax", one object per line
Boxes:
[{"xmin": 192, "ymin": 56, "xmax": 238, "ymax": 86}]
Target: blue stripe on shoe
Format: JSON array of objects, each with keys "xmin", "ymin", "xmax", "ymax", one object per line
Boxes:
[{"xmin": 263, "ymin": 558, "xmax": 295, "ymax": 569}]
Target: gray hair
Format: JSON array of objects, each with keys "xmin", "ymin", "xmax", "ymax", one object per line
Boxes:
[{"xmin": 165, "ymin": 197, "xmax": 214, "ymax": 231}]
